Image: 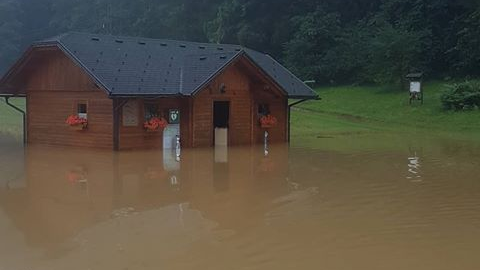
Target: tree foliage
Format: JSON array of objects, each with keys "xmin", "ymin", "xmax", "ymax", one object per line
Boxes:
[{"xmin": 0, "ymin": 0, "xmax": 479, "ymax": 86}]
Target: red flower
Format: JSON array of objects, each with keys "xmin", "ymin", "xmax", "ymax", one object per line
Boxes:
[
  {"xmin": 144, "ymin": 117, "xmax": 168, "ymax": 131},
  {"xmin": 260, "ymin": 115, "xmax": 277, "ymax": 127},
  {"xmin": 66, "ymin": 115, "xmax": 87, "ymax": 126}
]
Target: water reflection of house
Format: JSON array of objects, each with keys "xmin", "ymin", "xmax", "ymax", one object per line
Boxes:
[{"xmin": 0, "ymin": 145, "xmax": 289, "ymax": 251}]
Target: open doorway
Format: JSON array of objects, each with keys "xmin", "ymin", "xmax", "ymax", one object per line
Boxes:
[{"xmin": 213, "ymin": 101, "xmax": 230, "ymax": 146}]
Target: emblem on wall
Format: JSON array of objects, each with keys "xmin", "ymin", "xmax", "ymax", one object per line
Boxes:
[{"xmin": 169, "ymin": 109, "xmax": 180, "ymax": 124}]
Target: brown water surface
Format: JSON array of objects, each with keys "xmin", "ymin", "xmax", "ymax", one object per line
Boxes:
[{"xmin": 0, "ymin": 134, "xmax": 479, "ymax": 270}]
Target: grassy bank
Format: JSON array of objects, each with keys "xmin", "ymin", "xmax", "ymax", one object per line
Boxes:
[
  {"xmin": 1, "ymin": 82, "xmax": 479, "ymax": 145},
  {"xmin": 291, "ymin": 81, "xmax": 480, "ymax": 146},
  {"xmin": 0, "ymin": 98, "xmax": 25, "ymax": 138}
]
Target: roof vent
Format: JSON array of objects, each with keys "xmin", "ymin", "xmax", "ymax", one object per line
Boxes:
[
  {"xmin": 235, "ymin": 48, "xmax": 241, "ymax": 51},
  {"xmin": 219, "ymin": 56, "xmax": 227, "ymax": 59},
  {"xmin": 200, "ymin": 56, "xmax": 207, "ymax": 60},
  {"xmin": 179, "ymin": 44, "xmax": 186, "ymax": 48},
  {"xmin": 160, "ymin": 43, "xmax": 167, "ymax": 46},
  {"xmin": 91, "ymin": 37, "xmax": 100, "ymax": 41},
  {"xmin": 115, "ymin": 39, "xmax": 124, "ymax": 43},
  {"xmin": 199, "ymin": 46, "xmax": 206, "ymax": 49},
  {"xmin": 138, "ymin": 41, "xmax": 146, "ymax": 45},
  {"xmin": 217, "ymin": 47, "xmax": 224, "ymax": 51}
]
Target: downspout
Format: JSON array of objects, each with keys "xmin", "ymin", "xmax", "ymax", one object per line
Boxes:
[
  {"xmin": 288, "ymin": 97, "xmax": 321, "ymax": 143},
  {"xmin": 4, "ymin": 97, "xmax": 26, "ymax": 144}
]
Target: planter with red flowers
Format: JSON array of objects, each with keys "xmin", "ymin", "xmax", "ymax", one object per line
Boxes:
[
  {"xmin": 259, "ymin": 115, "xmax": 277, "ymax": 129},
  {"xmin": 66, "ymin": 115, "xmax": 88, "ymax": 131},
  {"xmin": 144, "ymin": 117, "xmax": 168, "ymax": 132}
]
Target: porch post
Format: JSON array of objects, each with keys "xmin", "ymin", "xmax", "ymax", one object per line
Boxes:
[{"xmin": 113, "ymin": 99, "xmax": 120, "ymax": 151}]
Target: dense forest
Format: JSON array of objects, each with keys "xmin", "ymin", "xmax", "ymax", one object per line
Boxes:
[{"xmin": 0, "ymin": 0, "xmax": 479, "ymax": 85}]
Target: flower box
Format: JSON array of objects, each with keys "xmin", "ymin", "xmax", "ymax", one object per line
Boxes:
[
  {"xmin": 260, "ymin": 123, "xmax": 275, "ymax": 129},
  {"xmin": 144, "ymin": 117, "xmax": 168, "ymax": 132},
  {"xmin": 259, "ymin": 115, "xmax": 277, "ymax": 129},
  {"xmin": 66, "ymin": 115, "xmax": 88, "ymax": 131},
  {"xmin": 70, "ymin": 123, "xmax": 87, "ymax": 131}
]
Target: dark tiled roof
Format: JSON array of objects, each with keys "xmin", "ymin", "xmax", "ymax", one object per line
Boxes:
[{"xmin": 25, "ymin": 32, "xmax": 317, "ymax": 98}]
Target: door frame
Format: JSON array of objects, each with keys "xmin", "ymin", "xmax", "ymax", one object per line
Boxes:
[{"xmin": 212, "ymin": 100, "xmax": 231, "ymax": 146}]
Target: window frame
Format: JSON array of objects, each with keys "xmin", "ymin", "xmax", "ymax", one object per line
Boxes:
[
  {"xmin": 144, "ymin": 102, "xmax": 160, "ymax": 121},
  {"xmin": 257, "ymin": 103, "xmax": 270, "ymax": 117},
  {"xmin": 74, "ymin": 100, "xmax": 88, "ymax": 119}
]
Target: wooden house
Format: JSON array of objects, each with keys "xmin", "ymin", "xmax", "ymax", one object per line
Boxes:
[{"xmin": 0, "ymin": 32, "xmax": 317, "ymax": 150}]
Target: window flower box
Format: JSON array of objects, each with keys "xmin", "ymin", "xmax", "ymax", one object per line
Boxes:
[
  {"xmin": 144, "ymin": 117, "xmax": 168, "ymax": 132},
  {"xmin": 260, "ymin": 115, "xmax": 277, "ymax": 129},
  {"xmin": 66, "ymin": 115, "xmax": 88, "ymax": 131}
]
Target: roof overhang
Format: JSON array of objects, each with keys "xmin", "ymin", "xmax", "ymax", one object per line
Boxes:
[{"xmin": 0, "ymin": 42, "xmax": 112, "ymax": 97}]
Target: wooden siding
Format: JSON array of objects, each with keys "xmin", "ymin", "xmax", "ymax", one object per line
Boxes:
[
  {"xmin": 24, "ymin": 49, "xmax": 113, "ymax": 149},
  {"xmin": 192, "ymin": 58, "xmax": 288, "ymax": 147},
  {"xmin": 19, "ymin": 48, "xmax": 287, "ymax": 150},
  {"xmin": 118, "ymin": 98, "xmax": 191, "ymax": 150},
  {"xmin": 192, "ymin": 62, "xmax": 253, "ymax": 147}
]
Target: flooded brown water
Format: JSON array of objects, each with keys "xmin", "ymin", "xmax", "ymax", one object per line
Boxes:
[{"xmin": 0, "ymin": 134, "xmax": 480, "ymax": 270}]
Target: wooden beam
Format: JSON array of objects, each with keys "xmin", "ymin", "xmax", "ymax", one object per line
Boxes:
[{"xmin": 113, "ymin": 99, "xmax": 129, "ymax": 151}]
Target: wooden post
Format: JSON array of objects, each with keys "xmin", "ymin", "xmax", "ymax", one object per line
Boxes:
[
  {"xmin": 112, "ymin": 98, "xmax": 128, "ymax": 151},
  {"xmin": 113, "ymin": 99, "xmax": 120, "ymax": 151}
]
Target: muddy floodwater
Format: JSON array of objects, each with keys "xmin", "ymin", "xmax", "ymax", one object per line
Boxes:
[{"xmin": 0, "ymin": 133, "xmax": 480, "ymax": 270}]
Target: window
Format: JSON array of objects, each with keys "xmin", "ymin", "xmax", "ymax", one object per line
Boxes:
[
  {"xmin": 144, "ymin": 103, "xmax": 159, "ymax": 120},
  {"xmin": 77, "ymin": 102, "xmax": 88, "ymax": 119},
  {"xmin": 258, "ymin": 104, "xmax": 270, "ymax": 116}
]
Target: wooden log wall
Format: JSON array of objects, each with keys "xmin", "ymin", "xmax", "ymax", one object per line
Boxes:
[
  {"xmin": 192, "ymin": 58, "xmax": 288, "ymax": 147},
  {"xmin": 24, "ymin": 49, "xmax": 113, "ymax": 149},
  {"xmin": 118, "ymin": 98, "xmax": 191, "ymax": 150}
]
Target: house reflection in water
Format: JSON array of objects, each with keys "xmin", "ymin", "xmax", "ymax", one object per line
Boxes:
[{"xmin": 0, "ymin": 144, "xmax": 290, "ymax": 253}]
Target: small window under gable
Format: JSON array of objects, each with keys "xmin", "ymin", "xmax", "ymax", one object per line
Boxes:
[
  {"xmin": 77, "ymin": 102, "xmax": 88, "ymax": 119},
  {"xmin": 258, "ymin": 104, "xmax": 270, "ymax": 116},
  {"xmin": 144, "ymin": 102, "xmax": 159, "ymax": 120}
]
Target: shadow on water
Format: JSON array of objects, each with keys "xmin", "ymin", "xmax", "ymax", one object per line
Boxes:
[{"xmin": 0, "ymin": 134, "xmax": 480, "ymax": 270}]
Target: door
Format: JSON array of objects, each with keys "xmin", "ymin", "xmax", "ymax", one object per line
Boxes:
[{"xmin": 213, "ymin": 101, "xmax": 230, "ymax": 146}]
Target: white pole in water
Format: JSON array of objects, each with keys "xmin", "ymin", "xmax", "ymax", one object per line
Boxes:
[
  {"xmin": 175, "ymin": 135, "xmax": 181, "ymax": 162},
  {"xmin": 264, "ymin": 131, "xmax": 269, "ymax": 156}
]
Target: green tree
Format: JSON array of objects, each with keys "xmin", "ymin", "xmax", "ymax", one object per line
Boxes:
[{"xmin": 0, "ymin": 0, "xmax": 23, "ymax": 74}]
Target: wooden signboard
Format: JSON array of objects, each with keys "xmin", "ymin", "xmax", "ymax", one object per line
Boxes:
[
  {"xmin": 410, "ymin": 81, "xmax": 421, "ymax": 93},
  {"xmin": 122, "ymin": 100, "xmax": 139, "ymax": 126}
]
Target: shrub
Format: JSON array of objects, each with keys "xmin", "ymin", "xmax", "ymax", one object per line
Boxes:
[{"xmin": 441, "ymin": 81, "xmax": 480, "ymax": 110}]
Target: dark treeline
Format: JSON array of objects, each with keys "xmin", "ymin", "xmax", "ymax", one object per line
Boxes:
[{"xmin": 0, "ymin": 0, "xmax": 479, "ymax": 85}]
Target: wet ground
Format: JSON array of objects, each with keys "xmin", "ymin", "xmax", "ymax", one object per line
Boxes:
[{"xmin": 0, "ymin": 133, "xmax": 480, "ymax": 270}]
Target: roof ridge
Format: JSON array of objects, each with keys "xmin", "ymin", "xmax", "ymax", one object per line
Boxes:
[{"xmin": 41, "ymin": 31, "xmax": 243, "ymax": 50}]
